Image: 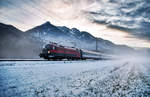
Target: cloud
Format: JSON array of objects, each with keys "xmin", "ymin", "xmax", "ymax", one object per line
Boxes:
[
  {"xmin": 0, "ymin": 0, "xmax": 101, "ymax": 30},
  {"xmin": 0, "ymin": 0, "xmax": 150, "ymax": 48},
  {"xmin": 88, "ymin": 0, "xmax": 150, "ymax": 41}
]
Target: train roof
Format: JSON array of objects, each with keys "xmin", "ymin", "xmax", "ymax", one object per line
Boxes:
[
  {"xmin": 49, "ymin": 42, "xmax": 79, "ymax": 51},
  {"xmin": 81, "ymin": 49, "xmax": 113, "ymax": 56},
  {"xmin": 81, "ymin": 49, "xmax": 103, "ymax": 55}
]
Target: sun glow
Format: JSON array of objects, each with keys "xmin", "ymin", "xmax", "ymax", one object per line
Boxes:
[{"xmin": 0, "ymin": 0, "xmax": 150, "ymax": 48}]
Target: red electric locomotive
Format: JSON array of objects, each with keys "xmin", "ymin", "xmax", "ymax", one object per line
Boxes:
[
  {"xmin": 39, "ymin": 43, "xmax": 82, "ymax": 60},
  {"xmin": 40, "ymin": 42, "xmax": 112, "ymax": 60}
]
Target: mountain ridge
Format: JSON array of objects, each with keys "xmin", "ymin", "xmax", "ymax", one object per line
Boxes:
[
  {"xmin": 0, "ymin": 21, "xmax": 136, "ymax": 58},
  {"xmin": 0, "ymin": 23, "xmax": 42, "ymax": 59},
  {"xmin": 26, "ymin": 21, "xmax": 134, "ymax": 54}
]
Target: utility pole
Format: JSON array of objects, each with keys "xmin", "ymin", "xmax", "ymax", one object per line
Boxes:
[{"xmin": 96, "ymin": 37, "xmax": 98, "ymax": 51}]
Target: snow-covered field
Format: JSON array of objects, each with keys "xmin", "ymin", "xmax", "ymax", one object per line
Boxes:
[{"xmin": 0, "ymin": 59, "xmax": 150, "ymax": 97}]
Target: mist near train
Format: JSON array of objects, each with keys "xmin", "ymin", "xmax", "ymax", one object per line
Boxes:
[{"xmin": 0, "ymin": 0, "xmax": 150, "ymax": 97}]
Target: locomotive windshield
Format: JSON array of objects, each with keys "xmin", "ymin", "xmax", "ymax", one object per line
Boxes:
[
  {"xmin": 45, "ymin": 44, "xmax": 51, "ymax": 49},
  {"xmin": 45, "ymin": 44, "xmax": 56, "ymax": 50}
]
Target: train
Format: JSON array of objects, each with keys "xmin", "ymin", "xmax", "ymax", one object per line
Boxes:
[{"xmin": 39, "ymin": 42, "xmax": 110, "ymax": 60}]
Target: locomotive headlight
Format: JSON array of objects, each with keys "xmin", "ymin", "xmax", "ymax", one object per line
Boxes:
[{"xmin": 48, "ymin": 51, "xmax": 50, "ymax": 54}]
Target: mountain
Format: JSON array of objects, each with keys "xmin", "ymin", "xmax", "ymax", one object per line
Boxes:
[
  {"xmin": 0, "ymin": 21, "xmax": 135, "ymax": 59},
  {"xmin": 0, "ymin": 23, "xmax": 42, "ymax": 59},
  {"xmin": 26, "ymin": 21, "xmax": 134, "ymax": 54},
  {"xmin": 26, "ymin": 22, "xmax": 67, "ymax": 36}
]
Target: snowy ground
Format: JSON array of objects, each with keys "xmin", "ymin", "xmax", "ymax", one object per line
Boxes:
[{"xmin": 0, "ymin": 59, "xmax": 150, "ymax": 97}]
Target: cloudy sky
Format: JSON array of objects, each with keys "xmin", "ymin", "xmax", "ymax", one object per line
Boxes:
[{"xmin": 0, "ymin": 0, "xmax": 150, "ymax": 48}]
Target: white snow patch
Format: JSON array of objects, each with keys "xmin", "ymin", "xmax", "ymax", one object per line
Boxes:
[{"xmin": 0, "ymin": 59, "xmax": 150, "ymax": 97}]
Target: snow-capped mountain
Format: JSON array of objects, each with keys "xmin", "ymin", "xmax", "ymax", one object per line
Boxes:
[
  {"xmin": 0, "ymin": 23, "xmax": 42, "ymax": 59},
  {"xmin": 26, "ymin": 21, "xmax": 134, "ymax": 54},
  {"xmin": 0, "ymin": 21, "xmax": 135, "ymax": 59}
]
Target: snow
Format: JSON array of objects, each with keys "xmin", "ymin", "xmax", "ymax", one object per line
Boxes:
[{"xmin": 0, "ymin": 59, "xmax": 150, "ymax": 97}]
